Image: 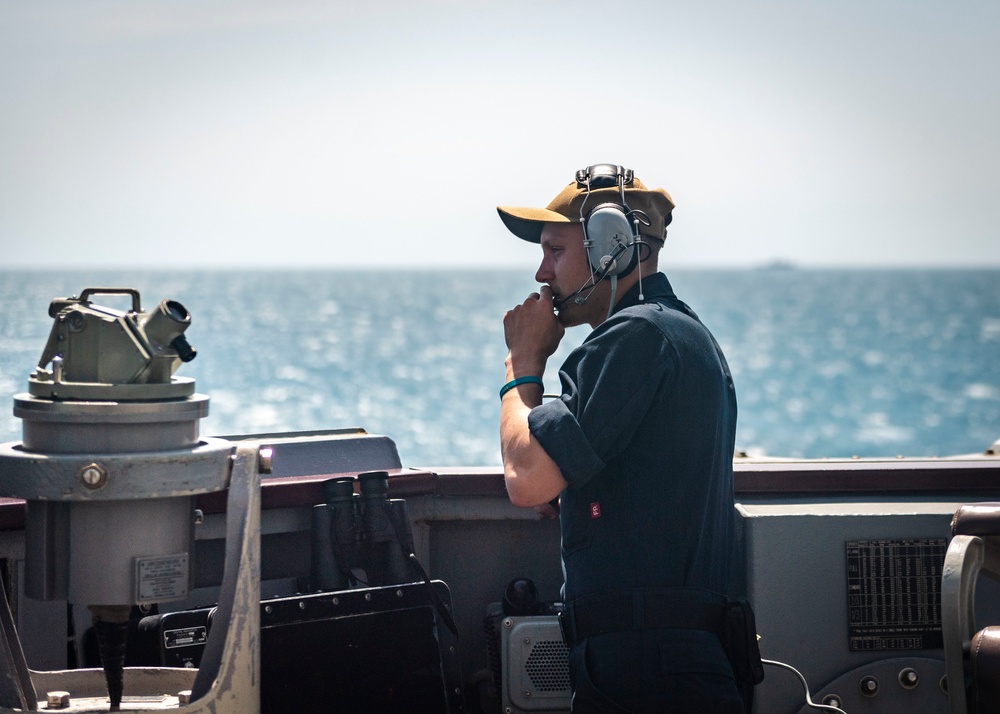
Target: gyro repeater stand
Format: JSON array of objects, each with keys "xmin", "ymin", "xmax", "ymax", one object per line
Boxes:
[{"xmin": 0, "ymin": 288, "xmax": 263, "ymax": 713}]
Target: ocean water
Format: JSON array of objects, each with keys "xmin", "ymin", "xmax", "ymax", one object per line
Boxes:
[{"xmin": 1, "ymin": 268, "xmax": 998, "ymax": 466}]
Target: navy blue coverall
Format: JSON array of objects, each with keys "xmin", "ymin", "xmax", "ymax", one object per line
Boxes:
[{"xmin": 528, "ymin": 272, "xmax": 744, "ymax": 713}]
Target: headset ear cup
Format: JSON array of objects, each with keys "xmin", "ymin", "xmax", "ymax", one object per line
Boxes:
[{"xmin": 584, "ymin": 203, "xmax": 637, "ymax": 277}]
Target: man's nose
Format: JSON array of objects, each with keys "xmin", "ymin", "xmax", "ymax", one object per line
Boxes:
[{"xmin": 535, "ymin": 256, "xmax": 554, "ymax": 283}]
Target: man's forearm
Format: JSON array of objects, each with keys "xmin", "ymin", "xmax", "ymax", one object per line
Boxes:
[{"xmin": 500, "ymin": 380, "xmax": 567, "ymax": 507}]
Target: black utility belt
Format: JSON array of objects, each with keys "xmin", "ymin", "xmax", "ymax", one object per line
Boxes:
[{"xmin": 559, "ymin": 589, "xmax": 727, "ymax": 649}]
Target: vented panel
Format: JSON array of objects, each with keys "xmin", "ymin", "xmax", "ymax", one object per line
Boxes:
[
  {"xmin": 524, "ymin": 638, "xmax": 570, "ymax": 692},
  {"xmin": 500, "ymin": 615, "xmax": 572, "ymax": 713}
]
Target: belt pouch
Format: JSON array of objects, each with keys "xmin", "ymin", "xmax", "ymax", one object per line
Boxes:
[{"xmin": 724, "ymin": 598, "xmax": 764, "ymax": 713}]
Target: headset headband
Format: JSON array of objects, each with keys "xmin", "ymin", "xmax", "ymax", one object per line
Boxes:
[{"xmin": 575, "ymin": 164, "xmax": 634, "ymax": 190}]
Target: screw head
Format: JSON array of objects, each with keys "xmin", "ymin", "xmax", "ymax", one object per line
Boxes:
[{"xmin": 79, "ymin": 463, "xmax": 107, "ymax": 490}]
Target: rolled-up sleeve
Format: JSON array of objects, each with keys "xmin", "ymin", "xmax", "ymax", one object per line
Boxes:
[{"xmin": 529, "ymin": 397, "xmax": 605, "ymax": 482}]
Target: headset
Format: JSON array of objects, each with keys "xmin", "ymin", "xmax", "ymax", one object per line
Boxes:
[
  {"xmin": 575, "ymin": 163, "xmax": 650, "ymax": 279},
  {"xmin": 552, "ymin": 164, "xmax": 655, "ymax": 313}
]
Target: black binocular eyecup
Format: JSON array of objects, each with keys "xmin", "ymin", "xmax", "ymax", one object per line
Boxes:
[
  {"xmin": 358, "ymin": 470, "xmax": 390, "ymax": 500},
  {"xmin": 322, "ymin": 476, "xmax": 355, "ymax": 504}
]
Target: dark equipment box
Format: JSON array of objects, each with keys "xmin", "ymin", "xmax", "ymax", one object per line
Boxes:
[{"xmin": 131, "ymin": 580, "xmax": 465, "ymax": 713}]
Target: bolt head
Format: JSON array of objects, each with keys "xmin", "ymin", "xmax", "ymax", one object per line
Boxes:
[
  {"xmin": 46, "ymin": 691, "xmax": 70, "ymax": 708},
  {"xmin": 79, "ymin": 463, "xmax": 107, "ymax": 490}
]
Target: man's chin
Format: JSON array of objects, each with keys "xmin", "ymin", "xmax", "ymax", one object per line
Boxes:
[{"xmin": 554, "ymin": 303, "xmax": 582, "ymax": 327}]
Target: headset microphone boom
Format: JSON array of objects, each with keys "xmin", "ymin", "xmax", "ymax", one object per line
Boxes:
[{"xmin": 551, "ymin": 239, "xmax": 631, "ymax": 310}]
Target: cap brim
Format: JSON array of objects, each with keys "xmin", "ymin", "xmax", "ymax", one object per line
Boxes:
[{"xmin": 497, "ymin": 206, "xmax": 575, "ymax": 243}]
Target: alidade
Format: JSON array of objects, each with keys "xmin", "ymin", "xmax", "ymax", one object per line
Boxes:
[{"xmin": 0, "ymin": 288, "xmax": 232, "ymax": 711}]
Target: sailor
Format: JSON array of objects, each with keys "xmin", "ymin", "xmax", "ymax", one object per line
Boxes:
[{"xmin": 497, "ymin": 165, "xmax": 744, "ymax": 712}]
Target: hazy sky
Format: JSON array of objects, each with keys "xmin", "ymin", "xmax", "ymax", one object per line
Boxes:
[{"xmin": 2, "ymin": 0, "xmax": 997, "ymax": 270}]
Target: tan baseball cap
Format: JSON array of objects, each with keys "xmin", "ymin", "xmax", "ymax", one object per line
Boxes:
[{"xmin": 497, "ymin": 165, "xmax": 675, "ymax": 243}]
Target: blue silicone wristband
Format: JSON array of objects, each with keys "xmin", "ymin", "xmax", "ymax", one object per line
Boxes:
[{"xmin": 499, "ymin": 376, "xmax": 544, "ymax": 400}]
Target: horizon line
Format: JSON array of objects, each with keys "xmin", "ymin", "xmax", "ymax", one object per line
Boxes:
[{"xmin": 2, "ymin": 262, "xmax": 999, "ymax": 272}]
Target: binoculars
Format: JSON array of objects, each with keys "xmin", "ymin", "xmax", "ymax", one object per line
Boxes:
[{"xmin": 310, "ymin": 470, "xmax": 416, "ymax": 591}]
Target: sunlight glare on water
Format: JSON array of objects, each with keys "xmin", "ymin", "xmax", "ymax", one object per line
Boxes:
[{"xmin": 0, "ymin": 268, "xmax": 998, "ymax": 466}]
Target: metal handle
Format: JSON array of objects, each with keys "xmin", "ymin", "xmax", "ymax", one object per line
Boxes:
[{"xmin": 79, "ymin": 287, "xmax": 142, "ymax": 313}]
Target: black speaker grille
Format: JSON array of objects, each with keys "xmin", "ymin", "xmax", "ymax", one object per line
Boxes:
[{"xmin": 524, "ymin": 639, "xmax": 571, "ymax": 692}]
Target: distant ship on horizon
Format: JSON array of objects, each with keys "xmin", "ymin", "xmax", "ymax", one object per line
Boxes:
[{"xmin": 757, "ymin": 258, "xmax": 797, "ymax": 270}]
